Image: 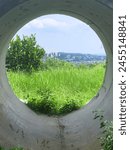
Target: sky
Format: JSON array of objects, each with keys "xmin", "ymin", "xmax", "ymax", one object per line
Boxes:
[{"xmin": 15, "ymin": 14, "xmax": 106, "ymax": 55}]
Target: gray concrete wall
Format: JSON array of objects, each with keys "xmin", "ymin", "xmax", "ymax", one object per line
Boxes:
[{"xmin": 0, "ymin": 0, "xmax": 113, "ymax": 150}]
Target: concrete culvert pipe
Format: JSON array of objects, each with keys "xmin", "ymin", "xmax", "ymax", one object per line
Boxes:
[{"xmin": 0, "ymin": 0, "xmax": 113, "ymax": 150}]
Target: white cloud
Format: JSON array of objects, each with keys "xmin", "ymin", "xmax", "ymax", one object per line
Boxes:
[
  {"xmin": 24, "ymin": 16, "xmax": 86, "ymax": 30},
  {"xmin": 34, "ymin": 18, "xmax": 69, "ymax": 28}
]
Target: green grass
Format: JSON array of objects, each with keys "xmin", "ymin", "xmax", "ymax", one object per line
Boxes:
[{"xmin": 7, "ymin": 63, "xmax": 105, "ymax": 115}]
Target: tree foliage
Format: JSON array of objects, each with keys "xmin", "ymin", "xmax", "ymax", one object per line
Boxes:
[{"xmin": 6, "ymin": 34, "xmax": 45, "ymax": 72}]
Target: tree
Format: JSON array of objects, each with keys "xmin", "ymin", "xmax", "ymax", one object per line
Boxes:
[{"xmin": 6, "ymin": 34, "xmax": 45, "ymax": 72}]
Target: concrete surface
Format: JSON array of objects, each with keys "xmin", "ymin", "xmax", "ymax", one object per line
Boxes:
[{"xmin": 0, "ymin": 0, "xmax": 113, "ymax": 150}]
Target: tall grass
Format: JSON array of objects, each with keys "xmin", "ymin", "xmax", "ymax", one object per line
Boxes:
[{"xmin": 7, "ymin": 63, "xmax": 105, "ymax": 115}]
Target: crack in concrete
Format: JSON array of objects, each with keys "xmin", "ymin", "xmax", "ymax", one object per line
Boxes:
[{"xmin": 57, "ymin": 118, "xmax": 66, "ymax": 150}]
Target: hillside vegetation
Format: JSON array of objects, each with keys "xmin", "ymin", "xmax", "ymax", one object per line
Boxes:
[
  {"xmin": 7, "ymin": 59, "xmax": 105, "ymax": 116},
  {"xmin": 6, "ymin": 34, "xmax": 105, "ymax": 116}
]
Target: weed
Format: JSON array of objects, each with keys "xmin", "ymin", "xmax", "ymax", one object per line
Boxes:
[
  {"xmin": 27, "ymin": 87, "xmax": 58, "ymax": 115},
  {"xmin": 93, "ymin": 110, "xmax": 113, "ymax": 150}
]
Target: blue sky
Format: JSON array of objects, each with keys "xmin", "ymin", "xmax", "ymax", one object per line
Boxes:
[{"xmin": 16, "ymin": 14, "xmax": 105, "ymax": 55}]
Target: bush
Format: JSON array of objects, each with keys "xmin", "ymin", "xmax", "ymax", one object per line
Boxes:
[
  {"xmin": 27, "ymin": 87, "xmax": 58, "ymax": 115},
  {"xmin": 26, "ymin": 87, "xmax": 83, "ymax": 116},
  {"xmin": 93, "ymin": 110, "xmax": 113, "ymax": 150},
  {"xmin": 27, "ymin": 94, "xmax": 82, "ymax": 115},
  {"xmin": 6, "ymin": 34, "xmax": 45, "ymax": 72},
  {"xmin": 60, "ymin": 99, "xmax": 81, "ymax": 115}
]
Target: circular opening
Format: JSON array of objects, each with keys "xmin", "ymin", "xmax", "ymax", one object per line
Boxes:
[
  {"xmin": 6, "ymin": 14, "xmax": 106, "ymax": 116},
  {"xmin": 0, "ymin": 1, "xmax": 112, "ymax": 149}
]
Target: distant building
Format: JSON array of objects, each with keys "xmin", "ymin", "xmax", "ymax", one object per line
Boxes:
[{"xmin": 44, "ymin": 52, "xmax": 106, "ymax": 63}]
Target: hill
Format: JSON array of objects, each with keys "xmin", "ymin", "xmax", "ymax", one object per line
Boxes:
[{"xmin": 45, "ymin": 52, "xmax": 106, "ymax": 63}]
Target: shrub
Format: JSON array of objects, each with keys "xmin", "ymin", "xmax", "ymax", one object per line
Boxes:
[
  {"xmin": 93, "ymin": 110, "xmax": 113, "ymax": 150},
  {"xmin": 60, "ymin": 99, "xmax": 81, "ymax": 115},
  {"xmin": 6, "ymin": 34, "xmax": 45, "ymax": 72},
  {"xmin": 25, "ymin": 87, "xmax": 83, "ymax": 116},
  {"xmin": 27, "ymin": 87, "xmax": 58, "ymax": 115}
]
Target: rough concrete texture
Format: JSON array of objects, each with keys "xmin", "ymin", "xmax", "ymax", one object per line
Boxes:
[{"xmin": 0, "ymin": 0, "xmax": 113, "ymax": 150}]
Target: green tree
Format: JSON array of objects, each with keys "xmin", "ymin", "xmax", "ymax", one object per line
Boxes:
[{"xmin": 6, "ymin": 34, "xmax": 45, "ymax": 72}]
